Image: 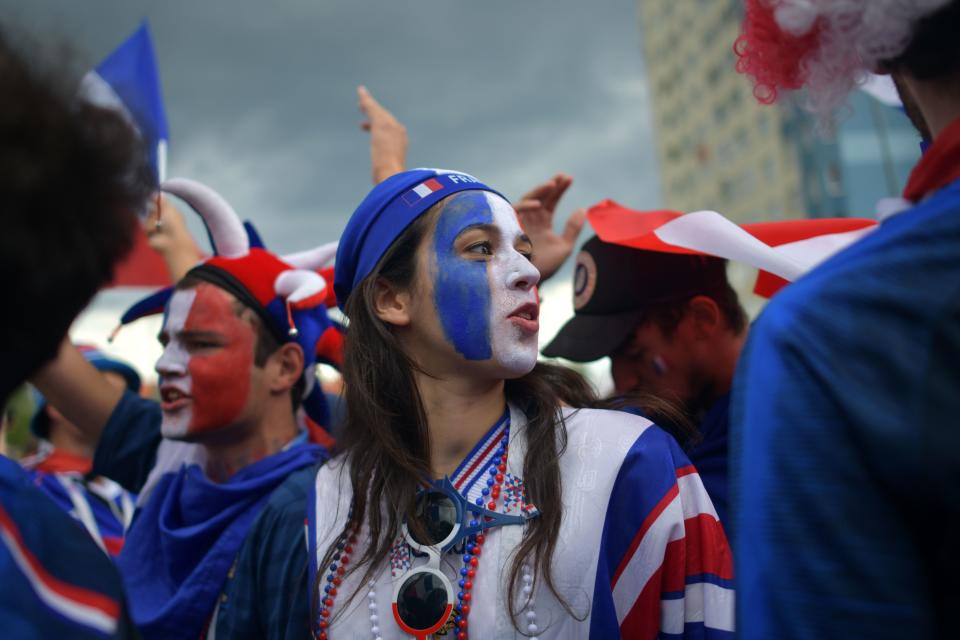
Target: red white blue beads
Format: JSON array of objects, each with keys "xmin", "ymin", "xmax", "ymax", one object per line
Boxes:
[
  {"xmin": 453, "ymin": 426, "xmax": 510, "ymax": 640},
  {"xmin": 317, "ymin": 424, "xmax": 537, "ymax": 639},
  {"xmin": 315, "ymin": 521, "xmax": 358, "ymax": 640}
]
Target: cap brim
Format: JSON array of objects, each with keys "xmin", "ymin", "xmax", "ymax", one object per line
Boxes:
[{"xmin": 541, "ymin": 310, "xmax": 644, "ymax": 363}]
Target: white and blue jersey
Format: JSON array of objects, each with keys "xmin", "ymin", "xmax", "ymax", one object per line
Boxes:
[{"xmin": 310, "ymin": 404, "xmax": 734, "ymax": 638}]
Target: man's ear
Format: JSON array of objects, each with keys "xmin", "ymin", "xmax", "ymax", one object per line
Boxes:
[
  {"xmin": 686, "ymin": 295, "xmax": 722, "ymax": 339},
  {"xmin": 372, "ymin": 277, "xmax": 413, "ymax": 326},
  {"xmin": 268, "ymin": 342, "xmax": 305, "ymax": 394}
]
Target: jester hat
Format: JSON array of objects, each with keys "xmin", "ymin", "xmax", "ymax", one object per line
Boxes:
[{"xmin": 118, "ymin": 178, "xmax": 343, "ymax": 441}]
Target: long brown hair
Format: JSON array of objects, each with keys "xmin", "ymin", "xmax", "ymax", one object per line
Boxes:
[{"xmin": 313, "ymin": 199, "xmax": 599, "ymax": 630}]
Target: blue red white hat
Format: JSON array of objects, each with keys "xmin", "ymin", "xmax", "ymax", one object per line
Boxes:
[
  {"xmin": 333, "ymin": 168, "xmax": 506, "ymax": 312},
  {"xmin": 117, "ymin": 178, "xmax": 343, "ymax": 444}
]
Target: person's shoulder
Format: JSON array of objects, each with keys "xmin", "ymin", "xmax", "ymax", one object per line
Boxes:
[
  {"xmin": 778, "ymin": 188, "xmax": 960, "ymax": 320},
  {"xmin": 110, "ymin": 387, "xmax": 161, "ymax": 422},
  {"xmin": 260, "ymin": 462, "xmax": 321, "ymax": 520},
  {"xmin": 561, "ymin": 406, "xmax": 654, "ymax": 434},
  {"xmin": 755, "ymin": 189, "xmax": 960, "ymax": 355},
  {"xmin": 314, "ymin": 452, "xmax": 350, "ymax": 485},
  {"xmin": 559, "ymin": 407, "xmax": 683, "ymax": 465}
]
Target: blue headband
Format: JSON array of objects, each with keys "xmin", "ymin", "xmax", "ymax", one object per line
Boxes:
[{"xmin": 334, "ymin": 168, "xmax": 506, "ymax": 311}]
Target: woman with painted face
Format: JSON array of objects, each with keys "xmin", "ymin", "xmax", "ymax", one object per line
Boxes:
[{"xmin": 308, "ymin": 169, "xmax": 734, "ymax": 639}]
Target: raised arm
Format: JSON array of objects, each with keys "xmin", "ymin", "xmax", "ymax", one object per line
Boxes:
[
  {"xmin": 145, "ymin": 194, "xmax": 204, "ymax": 282},
  {"xmin": 357, "ymin": 85, "xmax": 407, "ymax": 183},
  {"xmin": 31, "ymin": 337, "xmax": 124, "ymax": 441}
]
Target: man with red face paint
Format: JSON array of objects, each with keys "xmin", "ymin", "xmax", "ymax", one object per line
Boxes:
[
  {"xmin": 155, "ymin": 282, "xmax": 265, "ymax": 442},
  {"xmin": 32, "ymin": 179, "xmax": 342, "ymax": 640}
]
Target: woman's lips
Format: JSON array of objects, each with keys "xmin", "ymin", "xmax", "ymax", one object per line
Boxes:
[{"xmin": 509, "ymin": 302, "xmax": 540, "ymax": 333}]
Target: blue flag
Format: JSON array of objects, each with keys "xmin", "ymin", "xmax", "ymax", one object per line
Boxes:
[{"xmin": 79, "ymin": 20, "xmax": 169, "ymax": 182}]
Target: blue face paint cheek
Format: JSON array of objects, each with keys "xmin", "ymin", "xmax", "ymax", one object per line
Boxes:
[{"xmin": 432, "ymin": 193, "xmax": 493, "ymax": 360}]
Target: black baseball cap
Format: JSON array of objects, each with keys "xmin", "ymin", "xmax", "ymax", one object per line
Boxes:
[{"xmin": 542, "ymin": 236, "xmax": 728, "ymax": 362}]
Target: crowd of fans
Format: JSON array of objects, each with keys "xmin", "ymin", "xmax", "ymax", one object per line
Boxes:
[{"xmin": 2, "ymin": 1, "xmax": 959, "ymax": 638}]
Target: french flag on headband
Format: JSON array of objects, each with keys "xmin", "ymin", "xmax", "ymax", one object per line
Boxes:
[
  {"xmin": 78, "ymin": 20, "xmax": 169, "ymax": 183},
  {"xmin": 402, "ymin": 178, "xmax": 444, "ymax": 206}
]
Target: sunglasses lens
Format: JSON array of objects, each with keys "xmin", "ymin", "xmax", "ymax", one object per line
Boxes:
[
  {"xmin": 396, "ymin": 571, "xmax": 452, "ymax": 631},
  {"xmin": 409, "ymin": 491, "xmax": 457, "ymax": 546}
]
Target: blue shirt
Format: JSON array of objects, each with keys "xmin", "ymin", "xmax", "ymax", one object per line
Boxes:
[
  {"xmin": 731, "ymin": 179, "xmax": 960, "ymax": 638},
  {"xmin": 216, "ymin": 464, "xmax": 318, "ymax": 640},
  {"xmin": 686, "ymin": 393, "xmax": 730, "ymax": 528},
  {"xmin": 93, "ymin": 389, "xmax": 322, "ymax": 639},
  {"xmin": 0, "ymin": 455, "xmax": 137, "ymax": 638}
]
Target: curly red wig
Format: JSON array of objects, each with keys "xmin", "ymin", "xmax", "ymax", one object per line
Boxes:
[{"xmin": 734, "ymin": 0, "xmax": 824, "ymax": 104}]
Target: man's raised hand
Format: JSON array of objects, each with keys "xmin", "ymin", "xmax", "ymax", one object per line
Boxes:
[{"xmin": 358, "ymin": 85, "xmax": 407, "ymax": 183}]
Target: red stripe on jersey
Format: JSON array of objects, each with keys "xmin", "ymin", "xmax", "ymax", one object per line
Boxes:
[
  {"xmin": 661, "ymin": 537, "xmax": 687, "ymax": 594},
  {"xmin": 675, "ymin": 464, "xmax": 697, "ymax": 478},
  {"xmin": 619, "ymin": 514, "xmax": 733, "ymax": 637},
  {"xmin": 103, "ymin": 536, "xmax": 125, "ymax": 557},
  {"xmin": 0, "ymin": 504, "xmax": 121, "ymax": 620},
  {"xmin": 682, "ymin": 513, "xmax": 734, "ymax": 580},
  {"xmin": 620, "ymin": 562, "xmax": 664, "ymax": 640},
  {"xmin": 611, "ymin": 482, "xmax": 679, "ymax": 588}
]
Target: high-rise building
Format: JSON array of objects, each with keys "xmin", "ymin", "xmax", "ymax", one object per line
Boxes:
[
  {"xmin": 791, "ymin": 89, "xmax": 921, "ymax": 218},
  {"xmin": 639, "ymin": 0, "xmax": 805, "ymax": 223},
  {"xmin": 638, "ymin": 0, "xmax": 921, "ymax": 222}
]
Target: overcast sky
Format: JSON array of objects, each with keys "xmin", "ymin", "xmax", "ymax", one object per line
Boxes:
[
  {"xmin": 4, "ymin": 0, "xmax": 660, "ymax": 249},
  {"xmin": 2, "ymin": 0, "xmax": 659, "ymax": 386}
]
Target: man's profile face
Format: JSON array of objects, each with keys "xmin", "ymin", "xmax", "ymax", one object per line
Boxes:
[
  {"xmin": 610, "ymin": 319, "xmax": 705, "ymax": 416},
  {"xmin": 155, "ymin": 283, "xmax": 261, "ymax": 439}
]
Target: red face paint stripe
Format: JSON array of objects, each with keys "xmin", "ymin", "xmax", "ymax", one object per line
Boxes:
[{"xmin": 181, "ymin": 284, "xmax": 255, "ymax": 434}]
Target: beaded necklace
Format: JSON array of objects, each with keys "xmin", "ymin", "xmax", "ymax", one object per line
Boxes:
[
  {"xmin": 315, "ymin": 421, "xmax": 538, "ymax": 639},
  {"xmin": 315, "ymin": 520, "xmax": 359, "ymax": 640},
  {"xmin": 448, "ymin": 425, "xmax": 510, "ymax": 639}
]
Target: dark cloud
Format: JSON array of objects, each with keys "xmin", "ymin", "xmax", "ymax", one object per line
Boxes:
[{"xmin": 2, "ymin": 0, "xmax": 660, "ymax": 255}]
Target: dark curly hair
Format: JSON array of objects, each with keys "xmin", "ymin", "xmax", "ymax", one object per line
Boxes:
[
  {"xmin": 0, "ymin": 30, "xmax": 154, "ymax": 399},
  {"xmin": 883, "ymin": 0, "xmax": 960, "ymax": 82}
]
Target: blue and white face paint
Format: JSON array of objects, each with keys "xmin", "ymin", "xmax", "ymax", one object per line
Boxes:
[{"xmin": 431, "ymin": 191, "xmax": 541, "ymax": 376}]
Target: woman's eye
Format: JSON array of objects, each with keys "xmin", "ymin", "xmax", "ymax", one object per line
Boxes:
[{"xmin": 466, "ymin": 242, "xmax": 493, "ymax": 256}]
